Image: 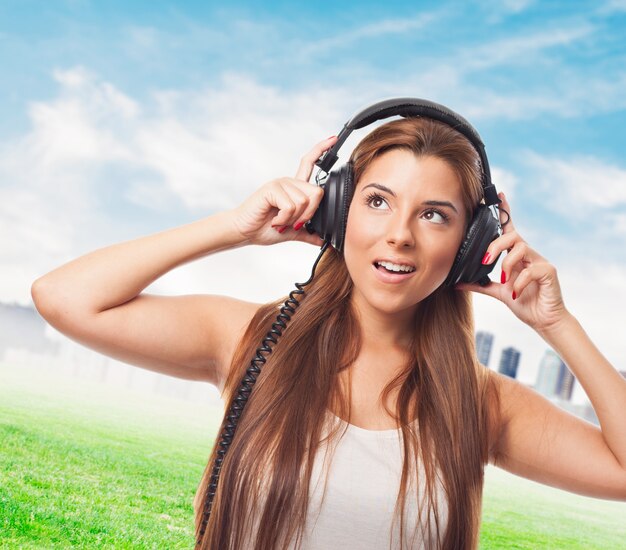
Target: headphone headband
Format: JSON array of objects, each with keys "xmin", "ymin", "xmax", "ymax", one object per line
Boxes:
[{"xmin": 315, "ymin": 97, "xmax": 499, "ymax": 206}]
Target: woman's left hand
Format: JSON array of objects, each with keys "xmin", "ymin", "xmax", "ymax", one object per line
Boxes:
[{"xmin": 454, "ymin": 192, "xmax": 570, "ymax": 334}]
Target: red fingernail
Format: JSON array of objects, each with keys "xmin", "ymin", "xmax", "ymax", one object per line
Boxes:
[
  {"xmin": 501, "ymin": 270, "xmax": 506, "ymax": 284},
  {"xmin": 278, "ymin": 226, "xmax": 287, "ymax": 233},
  {"xmin": 327, "ymin": 135, "xmax": 336, "ymax": 140},
  {"xmin": 294, "ymin": 221, "xmax": 304, "ymax": 231},
  {"xmin": 481, "ymin": 252, "xmax": 491, "ymax": 265},
  {"xmin": 512, "ymin": 291, "xmax": 517, "ymax": 300}
]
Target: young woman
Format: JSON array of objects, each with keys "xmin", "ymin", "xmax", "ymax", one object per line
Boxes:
[{"xmin": 31, "ymin": 111, "xmax": 626, "ymax": 550}]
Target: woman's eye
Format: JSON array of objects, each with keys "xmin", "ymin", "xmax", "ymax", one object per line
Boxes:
[
  {"xmin": 365, "ymin": 193, "xmax": 389, "ymax": 210},
  {"xmin": 423, "ymin": 210, "xmax": 449, "ymax": 224}
]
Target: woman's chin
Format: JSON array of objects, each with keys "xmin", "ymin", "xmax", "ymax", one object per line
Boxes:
[{"xmin": 364, "ymin": 295, "xmax": 421, "ymax": 316}]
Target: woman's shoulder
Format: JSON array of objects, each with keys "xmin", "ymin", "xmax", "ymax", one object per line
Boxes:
[
  {"xmin": 205, "ymin": 295, "xmax": 265, "ymax": 391},
  {"xmin": 483, "ymin": 368, "xmax": 541, "ymax": 465},
  {"xmin": 482, "ymin": 368, "xmax": 510, "ymax": 463}
]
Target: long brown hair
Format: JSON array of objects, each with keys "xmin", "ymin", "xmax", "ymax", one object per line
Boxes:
[{"xmin": 194, "ymin": 117, "xmax": 502, "ymax": 549}]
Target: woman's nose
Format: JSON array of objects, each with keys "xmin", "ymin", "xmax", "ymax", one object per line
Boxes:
[{"xmin": 385, "ymin": 215, "xmax": 416, "ymax": 248}]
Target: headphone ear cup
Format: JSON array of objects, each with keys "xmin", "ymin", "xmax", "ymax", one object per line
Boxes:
[
  {"xmin": 444, "ymin": 205, "xmax": 502, "ymax": 287},
  {"xmin": 334, "ymin": 162, "xmax": 354, "ymax": 253},
  {"xmin": 305, "ymin": 162, "xmax": 355, "ymax": 252}
]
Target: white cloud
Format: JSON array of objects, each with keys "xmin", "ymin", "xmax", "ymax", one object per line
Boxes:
[
  {"xmin": 598, "ymin": 0, "xmax": 626, "ymax": 14},
  {"xmin": 502, "ymin": 0, "xmax": 535, "ymax": 12},
  {"xmin": 52, "ymin": 67, "xmax": 139, "ymax": 119},
  {"xmin": 491, "ymin": 166, "xmax": 518, "ymax": 201},
  {"xmin": 0, "ymin": 68, "xmax": 353, "ymax": 305},
  {"xmin": 365, "ymin": 22, "xmax": 626, "ymax": 122},
  {"xmin": 134, "ymin": 73, "xmax": 351, "ymax": 212},
  {"xmin": 610, "ymin": 213, "xmax": 626, "ymax": 235},
  {"xmin": 524, "ymin": 151, "xmax": 626, "ymax": 226},
  {"xmin": 0, "ymin": 66, "xmax": 144, "ymax": 302},
  {"xmin": 125, "ymin": 25, "xmax": 159, "ymax": 51},
  {"xmin": 146, "ymin": 239, "xmax": 328, "ymax": 311},
  {"xmin": 409, "ymin": 69, "xmax": 626, "ymax": 123},
  {"xmin": 391, "ymin": 19, "xmax": 624, "ymax": 122},
  {"xmin": 553, "ymin": 262, "xmax": 625, "ymax": 369},
  {"xmin": 483, "ymin": 75, "xmax": 626, "ymax": 119},
  {"xmin": 477, "ymin": 0, "xmax": 536, "ymax": 22},
  {"xmin": 300, "ymin": 12, "xmax": 439, "ymax": 56},
  {"xmin": 22, "ymin": 67, "xmax": 138, "ymax": 169},
  {"xmin": 461, "ymin": 24, "xmax": 594, "ymax": 72},
  {"xmin": 303, "ymin": 22, "xmax": 601, "ymax": 121}
]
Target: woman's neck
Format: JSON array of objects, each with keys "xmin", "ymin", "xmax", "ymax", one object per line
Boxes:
[{"xmin": 350, "ymin": 297, "xmax": 416, "ymax": 351}]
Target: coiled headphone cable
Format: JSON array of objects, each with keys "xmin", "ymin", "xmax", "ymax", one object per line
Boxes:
[{"xmin": 196, "ymin": 240, "xmax": 331, "ymax": 545}]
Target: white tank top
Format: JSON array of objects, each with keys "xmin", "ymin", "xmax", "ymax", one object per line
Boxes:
[{"xmin": 286, "ymin": 411, "xmax": 449, "ymax": 549}]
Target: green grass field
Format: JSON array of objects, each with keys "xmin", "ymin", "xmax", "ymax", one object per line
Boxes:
[{"xmin": 1, "ymin": 361, "xmax": 625, "ymax": 549}]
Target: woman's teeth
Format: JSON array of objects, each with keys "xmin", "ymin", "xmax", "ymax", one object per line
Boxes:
[{"xmin": 376, "ymin": 261, "xmax": 415, "ymax": 273}]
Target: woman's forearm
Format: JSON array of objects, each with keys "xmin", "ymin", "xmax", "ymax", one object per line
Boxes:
[
  {"xmin": 31, "ymin": 209, "xmax": 246, "ymax": 314},
  {"xmin": 538, "ymin": 313, "xmax": 626, "ymax": 468}
]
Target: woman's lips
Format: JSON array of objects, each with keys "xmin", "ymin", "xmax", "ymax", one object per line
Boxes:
[{"xmin": 372, "ymin": 263, "xmax": 416, "ymax": 284}]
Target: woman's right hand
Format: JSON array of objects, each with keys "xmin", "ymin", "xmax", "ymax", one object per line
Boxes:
[{"xmin": 228, "ymin": 136, "xmax": 338, "ymax": 247}]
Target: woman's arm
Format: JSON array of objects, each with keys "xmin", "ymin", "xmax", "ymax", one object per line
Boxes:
[
  {"xmin": 458, "ymin": 192, "xmax": 626, "ymax": 500},
  {"xmin": 31, "ymin": 211, "xmax": 260, "ymax": 385},
  {"xmin": 485, "ymin": 320, "xmax": 626, "ymax": 500},
  {"xmin": 32, "ymin": 211, "xmax": 246, "ymax": 316},
  {"xmin": 538, "ymin": 313, "xmax": 626, "ymax": 469},
  {"xmin": 31, "ymin": 137, "xmax": 334, "ymax": 388}
]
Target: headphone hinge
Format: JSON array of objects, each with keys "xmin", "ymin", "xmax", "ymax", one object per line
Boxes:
[{"xmin": 482, "ymin": 183, "xmax": 500, "ymax": 206}]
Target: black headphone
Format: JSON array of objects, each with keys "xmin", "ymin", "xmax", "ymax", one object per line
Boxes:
[{"xmin": 304, "ymin": 97, "xmax": 505, "ymax": 287}]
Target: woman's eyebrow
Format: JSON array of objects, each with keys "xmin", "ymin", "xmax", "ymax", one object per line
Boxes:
[
  {"xmin": 423, "ymin": 200, "xmax": 459, "ymax": 214},
  {"xmin": 362, "ymin": 182, "xmax": 395, "ymax": 196},
  {"xmin": 361, "ymin": 183, "xmax": 459, "ymax": 214}
]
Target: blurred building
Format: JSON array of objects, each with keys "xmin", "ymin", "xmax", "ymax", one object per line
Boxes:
[
  {"xmin": 476, "ymin": 331, "xmax": 494, "ymax": 368},
  {"xmin": 1, "ymin": 300, "xmax": 219, "ymax": 406},
  {"xmin": 498, "ymin": 346, "xmax": 521, "ymax": 379},
  {"xmin": 535, "ymin": 349, "xmax": 562, "ymax": 396},
  {"xmin": 0, "ymin": 302, "xmax": 58, "ymax": 359},
  {"xmin": 535, "ymin": 349, "xmax": 575, "ymax": 401},
  {"xmin": 556, "ymin": 362, "xmax": 575, "ymax": 400}
]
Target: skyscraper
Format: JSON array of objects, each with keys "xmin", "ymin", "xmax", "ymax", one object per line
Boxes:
[
  {"xmin": 535, "ymin": 349, "xmax": 562, "ymax": 396},
  {"xmin": 535, "ymin": 349, "xmax": 574, "ymax": 399},
  {"xmin": 476, "ymin": 331, "xmax": 494, "ymax": 368},
  {"xmin": 498, "ymin": 347, "xmax": 521, "ymax": 379},
  {"xmin": 556, "ymin": 364, "xmax": 575, "ymax": 401}
]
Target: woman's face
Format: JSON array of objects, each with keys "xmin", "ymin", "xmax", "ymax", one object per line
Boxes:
[{"xmin": 344, "ymin": 148, "xmax": 468, "ymax": 318}]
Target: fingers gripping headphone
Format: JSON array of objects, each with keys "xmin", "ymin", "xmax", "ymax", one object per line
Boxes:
[{"xmin": 305, "ymin": 97, "xmax": 505, "ymax": 287}]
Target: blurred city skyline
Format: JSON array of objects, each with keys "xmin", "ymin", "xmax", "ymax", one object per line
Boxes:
[{"xmin": 4, "ymin": 301, "xmax": 617, "ymax": 427}]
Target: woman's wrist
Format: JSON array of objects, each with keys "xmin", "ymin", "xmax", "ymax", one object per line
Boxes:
[
  {"xmin": 201, "ymin": 209, "xmax": 251, "ymax": 252},
  {"xmin": 535, "ymin": 309, "xmax": 578, "ymax": 344}
]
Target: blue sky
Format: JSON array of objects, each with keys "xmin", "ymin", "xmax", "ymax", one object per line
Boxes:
[{"xmin": 1, "ymin": 0, "xmax": 625, "ymax": 393}]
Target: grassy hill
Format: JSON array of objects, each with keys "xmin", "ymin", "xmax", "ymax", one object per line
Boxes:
[{"xmin": 1, "ymin": 361, "xmax": 625, "ymax": 549}]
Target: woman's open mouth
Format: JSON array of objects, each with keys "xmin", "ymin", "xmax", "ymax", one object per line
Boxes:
[{"xmin": 372, "ymin": 262, "xmax": 416, "ymax": 284}]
